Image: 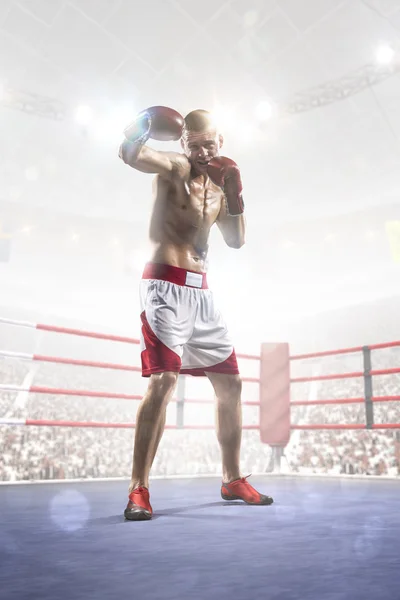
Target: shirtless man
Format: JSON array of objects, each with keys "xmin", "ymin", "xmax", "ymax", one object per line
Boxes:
[{"xmin": 119, "ymin": 106, "xmax": 273, "ymax": 520}]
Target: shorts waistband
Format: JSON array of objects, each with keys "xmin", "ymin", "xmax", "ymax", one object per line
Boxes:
[{"xmin": 142, "ymin": 262, "xmax": 208, "ymax": 289}]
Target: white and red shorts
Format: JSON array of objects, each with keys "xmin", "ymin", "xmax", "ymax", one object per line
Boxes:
[{"xmin": 139, "ymin": 262, "xmax": 239, "ymax": 377}]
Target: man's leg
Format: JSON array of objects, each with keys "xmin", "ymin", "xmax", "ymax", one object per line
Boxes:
[
  {"xmin": 206, "ymin": 371, "xmax": 273, "ymax": 505},
  {"xmin": 129, "ymin": 371, "xmax": 178, "ymax": 492},
  {"xmin": 205, "ymin": 372, "xmax": 242, "ymax": 483}
]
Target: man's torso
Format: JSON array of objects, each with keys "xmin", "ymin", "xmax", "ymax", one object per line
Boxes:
[{"xmin": 148, "ymin": 155, "xmax": 224, "ymax": 272}]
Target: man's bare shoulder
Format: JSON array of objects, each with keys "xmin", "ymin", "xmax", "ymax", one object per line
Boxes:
[{"xmin": 159, "ymin": 151, "xmax": 190, "ymax": 179}]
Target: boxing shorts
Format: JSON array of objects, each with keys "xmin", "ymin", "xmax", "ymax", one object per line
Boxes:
[{"xmin": 139, "ymin": 262, "xmax": 239, "ymax": 377}]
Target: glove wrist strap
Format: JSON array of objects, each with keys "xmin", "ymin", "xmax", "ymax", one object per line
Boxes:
[{"xmin": 226, "ymin": 193, "xmax": 245, "ymax": 216}]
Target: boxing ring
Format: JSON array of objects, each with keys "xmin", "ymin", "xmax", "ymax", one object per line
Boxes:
[{"xmin": 1, "ymin": 316, "xmax": 400, "ymax": 600}]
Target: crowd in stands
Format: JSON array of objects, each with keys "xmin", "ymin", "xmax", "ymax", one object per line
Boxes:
[
  {"xmin": 0, "ymin": 344, "xmax": 399, "ymax": 481},
  {"xmin": 287, "ymin": 349, "xmax": 400, "ymax": 476}
]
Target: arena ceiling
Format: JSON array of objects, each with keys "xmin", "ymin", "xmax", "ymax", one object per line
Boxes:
[{"xmin": 1, "ymin": 0, "xmax": 400, "ymax": 228}]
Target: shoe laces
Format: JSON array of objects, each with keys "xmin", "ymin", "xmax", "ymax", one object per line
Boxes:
[
  {"xmin": 228, "ymin": 474, "xmax": 252, "ymax": 486},
  {"xmin": 130, "ymin": 486, "xmax": 149, "ymax": 497}
]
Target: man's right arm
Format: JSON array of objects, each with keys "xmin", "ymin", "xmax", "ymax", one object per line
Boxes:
[
  {"xmin": 118, "ymin": 106, "xmax": 186, "ymax": 179},
  {"xmin": 119, "ymin": 141, "xmax": 186, "ymax": 178}
]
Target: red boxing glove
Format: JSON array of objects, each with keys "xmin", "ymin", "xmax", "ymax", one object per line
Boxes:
[
  {"xmin": 207, "ymin": 157, "xmax": 244, "ymax": 216},
  {"xmin": 123, "ymin": 106, "xmax": 184, "ymax": 144}
]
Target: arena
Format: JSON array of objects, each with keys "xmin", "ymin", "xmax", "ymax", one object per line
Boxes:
[{"xmin": 1, "ymin": 1, "xmax": 400, "ymax": 599}]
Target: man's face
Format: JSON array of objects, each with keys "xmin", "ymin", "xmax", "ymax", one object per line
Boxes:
[{"xmin": 182, "ymin": 130, "xmax": 222, "ymax": 174}]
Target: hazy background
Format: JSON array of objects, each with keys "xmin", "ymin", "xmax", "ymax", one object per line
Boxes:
[
  {"xmin": 1, "ymin": 0, "xmax": 400, "ymax": 352},
  {"xmin": 1, "ymin": 1, "xmax": 400, "ymax": 487}
]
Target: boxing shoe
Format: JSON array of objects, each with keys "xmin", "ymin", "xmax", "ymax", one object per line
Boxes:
[
  {"xmin": 124, "ymin": 487, "xmax": 153, "ymax": 521},
  {"xmin": 221, "ymin": 475, "xmax": 273, "ymax": 505}
]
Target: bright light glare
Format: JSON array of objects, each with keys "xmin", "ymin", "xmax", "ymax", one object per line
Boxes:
[
  {"xmin": 75, "ymin": 105, "xmax": 94, "ymax": 126},
  {"xmin": 243, "ymin": 10, "xmax": 258, "ymax": 28},
  {"xmin": 95, "ymin": 105, "xmax": 136, "ymax": 144},
  {"xmin": 9, "ymin": 186, "xmax": 22, "ymax": 200},
  {"xmin": 325, "ymin": 233, "xmax": 336, "ymax": 242},
  {"xmin": 255, "ymin": 100, "xmax": 273, "ymax": 122},
  {"xmin": 71, "ymin": 233, "xmax": 79, "ymax": 242},
  {"xmin": 366, "ymin": 229, "xmax": 378, "ymax": 240},
  {"xmin": 20, "ymin": 226, "xmax": 32, "ymax": 234},
  {"xmin": 234, "ymin": 120, "xmax": 257, "ymax": 145},
  {"xmin": 25, "ymin": 167, "xmax": 38, "ymax": 182},
  {"xmin": 50, "ymin": 490, "xmax": 90, "ymax": 532},
  {"xmin": 211, "ymin": 105, "xmax": 236, "ymax": 131},
  {"xmin": 129, "ymin": 249, "xmax": 150, "ymax": 272},
  {"xmin": 376, "ymin": 44, "xmax": 395, "ymax": 65}
]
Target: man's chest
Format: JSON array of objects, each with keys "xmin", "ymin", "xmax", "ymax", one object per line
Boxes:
[{"xmin": 180, "ymin": 178, "xmax": 222, "ymax": 220}]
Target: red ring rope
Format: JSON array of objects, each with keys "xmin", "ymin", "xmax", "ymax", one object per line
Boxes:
[
  {"xmin": 33, "ymin": 354, "xmax": 141, "ymax": 372},
  {"xmin": 1, "ymin": 314, "xmax": 400, "ymax": 435},
  {"xmin": 291, "ymin": 397, "xmax": 365, "ymax": 406},
  {"xmin": 291, "ymin": 424, "xmax": 400, "ymax": 430},
  {"xmin": 291, "ymin": 370, "xmax": 364, "ymax": 383},
  {"xmin": 290, "ymin": 345, "xmax": 364, "ymax": 360},
  {"xmin": 290, "ymin": 340, "xmax": 400, "ymax": 360},
  {"xmin": 20, "ymin": 420, "xmax": 260, "ymax": 430},
  {"xmin": 37, "ymin": 323, "xmax": 140, "ymax": 344}
]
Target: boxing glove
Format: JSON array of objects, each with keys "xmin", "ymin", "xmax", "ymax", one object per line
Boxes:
[
  {"xmin": 207, "ymin": 157, "xmax": 244, "ymax": 216},
  {"xmin": 123, "ymin": 106, "xmax": 184, "ymax": 145}
]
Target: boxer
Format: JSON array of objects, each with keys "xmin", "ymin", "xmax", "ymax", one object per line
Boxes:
[{"xmin": 119, "ymin": 106, "xmax": 273, "ymax": 520}]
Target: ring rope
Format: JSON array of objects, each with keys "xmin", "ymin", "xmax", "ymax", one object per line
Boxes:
[
  {"xmin": 0, "ymin": 384, "xmax": 259, "ymax": 406},
  {"xmin": 291, "ymin": 366, "xmax": 400, "ymax": 384},
  {"xmin": 292, "ymin": 424, "xmax": 400, "ymax": 430},
  {"xmin": 291, "ymin": 395, "xmax": 400, "ymax": 406},
  {"xmin": 0, "ymin": 316, "xmax": 260, "ymax": 361},
  {"xmin": 0, "ymin": 418, "xmax": 260, "ymax": 429},
  {"xmin": 1, "ymin": 315, "xmax": 400, "ymax": 432},
  {"xmin": 290, "ymin": 340, "xmax": 400, "ymax": 360}
]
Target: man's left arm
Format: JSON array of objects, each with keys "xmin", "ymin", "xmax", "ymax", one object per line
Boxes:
[
  {"xmin": 216, "ymin": 195, "xmax": 246, "ymax": 249},
  {"xmin": 208, "ymin": 157, "xmax": 246, "ymax": 249}
]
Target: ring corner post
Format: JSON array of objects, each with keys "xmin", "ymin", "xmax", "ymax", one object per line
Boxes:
[
  {"xmin": 176, "ymin": 375, "xmax": 185, "ymax": 429},
  {"xmin": 259, "ymin": 343, "xmax": 291, "ymax": 467},
  {"xmin": 362, "ymin": 345, "xmax": 374, "ymax": 430}
]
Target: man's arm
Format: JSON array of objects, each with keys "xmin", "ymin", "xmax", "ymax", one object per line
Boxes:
[
  {"xmin": 208, "ymin": 156, "xmax": 246, "ymax": 249},
  {"xmin": 216, "ymin": 196, "xmax": 246, "ymax": 249},
  {"xmin": 119, "ymin": 142, "xmax": 187, "ymax": 179}
]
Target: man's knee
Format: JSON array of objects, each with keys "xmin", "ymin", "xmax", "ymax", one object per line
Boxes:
[
  {"xmin": 148, "ymin": 371, "xmax": 179, "ymax": 404},
  {"xmin": 214, "ymin": 374, "xmax": 242, "ymax": 402}
]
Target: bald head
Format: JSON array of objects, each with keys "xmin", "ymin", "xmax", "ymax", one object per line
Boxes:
[{"xmin": 184, "ymin": 109, "xmax": 217, "ymax": 133}]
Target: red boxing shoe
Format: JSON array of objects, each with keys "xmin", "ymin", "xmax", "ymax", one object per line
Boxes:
[
  {"xmin": 221, "ymin": 475, "xmax": 273, "ymax": 505},
  {"xmin": 124, "ymin": 487, "xmax": 153, "ymax": 521}
]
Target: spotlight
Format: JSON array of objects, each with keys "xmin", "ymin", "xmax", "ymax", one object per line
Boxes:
[
  {"xmin": 9, "ymin": 186, "xmax": 22, "ymax": 201},
  {"xmin": 324, "ymin": 233, "xmax": 336, "ymax": 242},
  {"xmin": 211, "ymin": 105, "xmax": 236, "ymax": 131},
  {"xmin": 129, "ymin": 249, "xmax": 150, "ymax": 272},
  {"xmin": 71, "ymin": 233, "xmax": 80, "ymax": 242},
  {"xmin": 255, "ymin": 100, "xmax": 273, "ymax": 122},
  {"xmin": 74, "ymin": 105, "xmax": 94, "ymax": 126},
  {"xmin": 25, "ymin": 167, "xmax": 38, "ymax": 182},
  {"xmin": 365, "ymin": 229, "xmax": 378, "ymax": 240},
  {"xmin": 234, "ymin": 120, "xmax": 257, "ymax": 145},
  {"xmin": 243, "ymin": 10, "xmax": 258, "ymax": 28},
  {"xmin": 95, "ymin": 105, "xmax": 137, "ymax": 144},
  {"xmin": 376, "ymin": 44, "xmax": 395, "ymax": 65}
]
